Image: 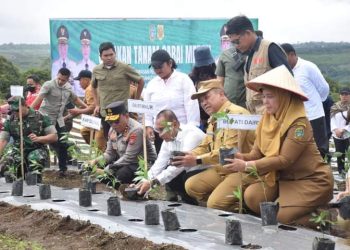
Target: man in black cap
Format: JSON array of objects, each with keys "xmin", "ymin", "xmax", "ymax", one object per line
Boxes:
[
  {"xmin": 88, "ymin": 101, "xmax": 156, "ymax": 185},
  {"xmin": 51, "ymin": 25, "xmax": 77, "ymax": 83},
  {"xmin": 68, "ymin": 70, "xmax": 106, "ymax": 151}
]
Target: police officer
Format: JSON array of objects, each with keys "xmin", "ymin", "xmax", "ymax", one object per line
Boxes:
[
  {"xmin": 0, "ymin": 97, "xmax": 58, "ymax": 177},
  {"xmin": 89, "ymin": 101, "xmax": 157, "ymax": 185}
]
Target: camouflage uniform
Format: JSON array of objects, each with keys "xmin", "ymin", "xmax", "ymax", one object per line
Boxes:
[{"xmin": 0, "ymin": 107, "xmax": 55, "ymax": 177}]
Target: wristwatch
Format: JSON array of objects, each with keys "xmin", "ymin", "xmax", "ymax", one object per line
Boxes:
[
  {"xmin": 150, "ymin": 178, "xmax": 160, "ymax": 188},
  {"xmin": 196, "ymin": 157, "xmax": 203, "ymax": 165}
]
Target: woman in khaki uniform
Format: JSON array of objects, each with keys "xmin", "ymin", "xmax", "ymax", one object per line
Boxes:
[{"xmin": 224, "ymin": 65, "xmax": 333, "ymax": 225}]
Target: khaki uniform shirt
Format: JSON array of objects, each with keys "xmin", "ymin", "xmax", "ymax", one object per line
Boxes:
[
  {"xmin": 103, "ymin": 118, "xmax": 157, "ymax": 168},
  {"xmin": 243, "ymin": 117, "xmax": 333, "ymax": 207},
  {"xmin": 39, "ymin": 79, "xmax": 77, "ymax": 127},
  {"xmin": 92, "ymin": 61, "xmax": 142, "ymax": 117},
  {"xmin": 192, "ymin": 101, "xmax": 255, "ymax": 174}
]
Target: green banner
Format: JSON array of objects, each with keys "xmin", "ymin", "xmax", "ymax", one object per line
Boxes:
[{"xmin": 50, "ymin": 18, "xmax": 258, "ymax": 95}]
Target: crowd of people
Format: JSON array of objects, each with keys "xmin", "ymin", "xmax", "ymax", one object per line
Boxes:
[{"xmin": 0, "ymin": 15, "xmax": 349, "ymax": 228}]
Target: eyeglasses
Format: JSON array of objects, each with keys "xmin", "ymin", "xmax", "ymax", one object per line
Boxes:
[{"xmin": 340, "ymin": 93, "xmax": 350, "ymax": 96}]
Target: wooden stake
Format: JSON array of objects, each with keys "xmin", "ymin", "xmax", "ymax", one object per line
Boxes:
[
  {"xmin": 89, "ymin": 128, "xmax": 95, "ymax": 155},
  {"xmin": 18, "ymin": 98, "xmax": 25, "ymax": 180},
  {"xmin": 142, "ymin": 114, "xmax": 148, "ymax": 170}
]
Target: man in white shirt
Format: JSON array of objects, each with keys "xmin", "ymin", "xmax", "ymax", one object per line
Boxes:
[
  {"xmin": 281, "ymin": 43, "xmax": 330, "ymax": 158},
  {"xmin": 137, "ymin": 109, "xmax": 206, "ymax": 204}
]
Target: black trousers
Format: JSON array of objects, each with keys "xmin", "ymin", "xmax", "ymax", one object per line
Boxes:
[
  {"xmin": 333, "ymin": 137, "xmax": 350, "ymax": 174},
  {"xmin": 310, "ymin": 116, "xmax": 329, "ymax": 159},
  {"xmin": 167, "ymin": 169, "xmax": 204, "ymax": 205},
  {"xmin": 101, "ymin": 116, "xmax": 110, "ymax": 140},
  {"xmin": 50, "ymin": 124, "xmax": 68, "ymax": 172}
]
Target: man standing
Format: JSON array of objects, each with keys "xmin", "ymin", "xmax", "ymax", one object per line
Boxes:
[
  {"xmin": 31, "ymin": 68, "xmax": 87, "ymax": 177},
  {"xmin": 74, "ymin": 29, "xmax": 97, "ymax": 97},
  {"xmin": 91, "ymin": 42, "xmax": 144, "ymax": 139},
  {"xmin": 225, "ymin": 15, "xmax": 291, "ymax": 114},
  {"xmin": 281, "ymin": 43, "xmax": 330, "ymax": 158},
  {"xmin": 216, "ymin": 38, "xmax": 246, "ymax": 108},
  {"xmin": 25, "ymin": 74, "xmax": 42, "ymax": 110},
  {"xmin": 89, "ymin": 101, "xmax": 156, "ymax": 186},
  {"xmin": 173, "ymin": 79, "xmax": 255, "ymax": 211},
  {"xmin": 0, "ymin": 97, "xmax": 57, "ymax": 177},
  {"xmin": 137, "ymin": 109, "xmax": 206, "ymax": 204},
  {"xmin": 68, "ymin": 70, "xmax": 106, "ymax": 151}
]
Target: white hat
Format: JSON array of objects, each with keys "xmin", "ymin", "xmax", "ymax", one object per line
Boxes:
[{"xmin": 246, "ymin": 65, "xmax": 308, "ymax": 101}]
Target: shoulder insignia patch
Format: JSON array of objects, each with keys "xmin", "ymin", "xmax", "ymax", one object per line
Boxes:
[
  {"xmin": 294, "ymin": 127, "xmax": 305, "ymax": 140},
  {"xmin": 128, "ymin": 133, "xmax": 137, "ymax": 145}
]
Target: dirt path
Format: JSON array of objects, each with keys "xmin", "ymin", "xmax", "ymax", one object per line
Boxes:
[
  {"xmin": 0, "ymin": 170, "xmax": 183, "ymax": 249},
  {"xmin": 0, "ymin": 201, "xmax": 185, "ymax": 250}
]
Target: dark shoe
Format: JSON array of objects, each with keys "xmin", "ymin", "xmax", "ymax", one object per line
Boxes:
[{"xmin": 58, "ymin": 170, "xmax": 66, "ymax": 178}]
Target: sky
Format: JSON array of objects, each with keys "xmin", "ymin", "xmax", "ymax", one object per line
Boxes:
[{"xmin": 0, "ymin": 0, "xmax": 349, "ymax": 44}]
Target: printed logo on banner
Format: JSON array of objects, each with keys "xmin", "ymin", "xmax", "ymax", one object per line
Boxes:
[
  {"xmin": 217, "ymin": 114, "xmax": 262, "ymax": 130},
  {"xmin": 157, "ymin": 25, "xmax": 165, "ymax": 40},
  {"xmin": 128, "ymin": 99, "xmax": 158, "ymax": 114},
  {"xmin": 149, "ymin": 24, "xmax": 156, "ymax": 41},
  {"xmin": 80, "ymin": 114, "xmax": 101, "ymax": 130}
]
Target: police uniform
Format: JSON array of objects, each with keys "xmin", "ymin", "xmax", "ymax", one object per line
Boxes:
[
  {"xmin": 99, "ymin": 102, "xmax": 157, "ymax": 184},
  {"xmin": 185, "ymin": 80, "xmax": 255, "ymax": 212},
  {"xmin": 51, "ymin": 25, "xmax": 77, "ymax": 93},
  {"xmin": 0, "ymin": 97, "xmax": 57, "ymax": 177}
]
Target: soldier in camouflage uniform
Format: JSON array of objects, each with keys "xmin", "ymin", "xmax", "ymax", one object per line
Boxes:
[{"xmin": 0, "ymin": 97, "xmax": 58, "ymax": 178}]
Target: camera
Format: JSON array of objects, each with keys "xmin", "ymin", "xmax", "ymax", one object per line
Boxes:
[{"xmin": 232, "ymin": 51, "xmax": 245, "ymax": 71}]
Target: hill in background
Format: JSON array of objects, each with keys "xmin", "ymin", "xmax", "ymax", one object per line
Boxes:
[{"xmin": 0, "ymin": 42, "xmax": 349, "ymax": 85}]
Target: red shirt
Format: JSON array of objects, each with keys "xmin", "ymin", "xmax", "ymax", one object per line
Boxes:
[{"xmin": 26, "ymin": 85, "xmax": 42, "ymax": 110}]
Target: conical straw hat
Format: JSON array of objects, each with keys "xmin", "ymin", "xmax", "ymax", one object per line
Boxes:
[{"xmin": 246, "ymin": 65, "xmax": 308, "ymax": 101}]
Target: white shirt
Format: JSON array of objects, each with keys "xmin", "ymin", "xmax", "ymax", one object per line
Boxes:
[
  {"xmin": 293, "ymin": 57, "xmax": 329, "ymax": 120},
  {"xmin": 331, "ymin": 110, "xmax": 350, "ymax": 139},
  {"xmin": 144, "ymin": 70, "xmax": 200, "ymax": 127},
  {"xmin": 148, "ymin": 124, "xmax": 207, "ymax": 185}
]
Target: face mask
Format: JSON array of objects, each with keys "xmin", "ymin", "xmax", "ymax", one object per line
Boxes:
[{"xmin": 26, "ymin": 85, "xmax": 36, "ymax": 93}]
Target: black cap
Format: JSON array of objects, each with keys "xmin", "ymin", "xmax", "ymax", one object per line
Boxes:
[
  {"xmin": 80, "ymin": 29, "xmax": 91, "ymax": 41},
  {"xmin": 340, "ymin": 87, "xmax": 350, "ymax": 95},
  {"xmin": 57, "ymin": 25, "xmax": 69, "ymax": 41},
  {"xmin": 149, "ymin": 49, "xmax": 171, "ymax": 68},
  {"xmin": 74, "ymin": 70, "xmax": 92, "ymax": 80},
  {"xmin": 105, "ymin": 101, "xmax": 128, "ymax": 121}
]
